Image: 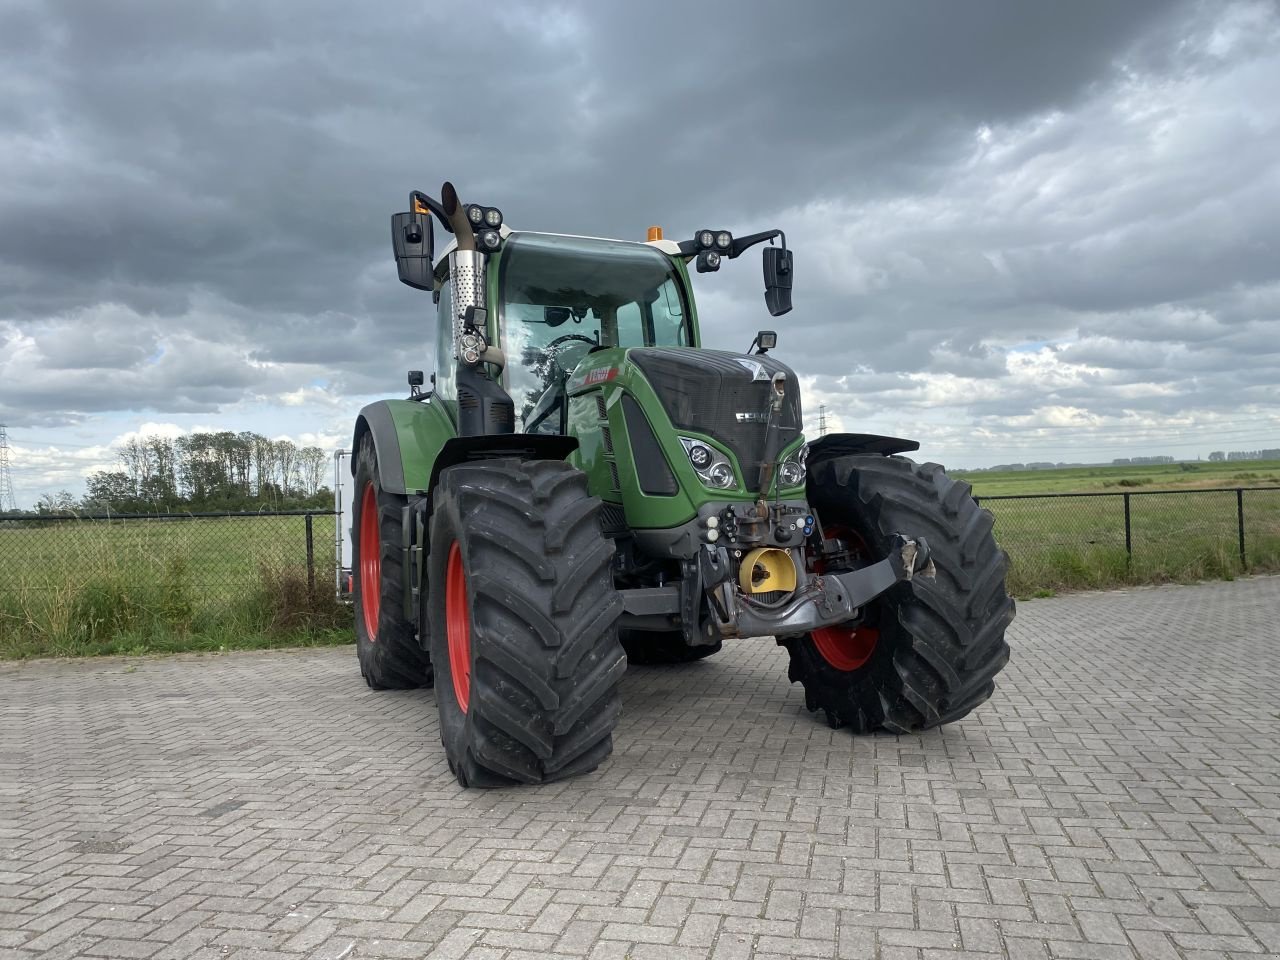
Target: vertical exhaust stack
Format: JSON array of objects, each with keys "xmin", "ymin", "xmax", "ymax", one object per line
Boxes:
[
  {"xmin": 441, "ymin": 181, "xmax": 485, "ymax": 362},
  {"xmin": 439, "ymin": 181, "xmax": 515, "ymax": 437}
]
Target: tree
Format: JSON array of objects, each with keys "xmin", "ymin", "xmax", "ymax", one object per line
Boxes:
[
  {"xmin": 35, "ymin": 490, "xmax": 78, "ymax": 514},
  {"xmin": 1208, "ymin": 451, "xmax": 1225, "ymax": 462},
  {"xmin": 57, "ymin": 428, "xmax": 335, "ymax": 513},
  {"xmin": 83, "ymin": 471, "xmax": 140, "ymax": 511},
  {"xmin": 299, "ymin": 446, "xmax": 327, "ymax": 497},
  {"xmin": 274, "ymin": 439, "xmax": 298, "ymax": 499}
]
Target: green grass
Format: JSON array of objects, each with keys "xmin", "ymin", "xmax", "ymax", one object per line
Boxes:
[
  {"xmin": 956, "ymin": 471, "xmax": 1280, "ymax": 597},
  {"xmin": 953, "ymin": 458, "xmax": 1280, "ymax": 497},
  {"xmin": 0, "ymin": 514, "xmax": 353, "ymax": 660}
]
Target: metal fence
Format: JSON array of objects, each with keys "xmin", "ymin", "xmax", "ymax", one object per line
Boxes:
[
  {"xmin": 1, "ymin": 487, "xmax": 1277, "ymax": 611},
  {"xmin": 975, "ymin": 486, "xmax": 1280, "ymax": 592},
  {"xmin": 0, "ymin": 510, "xmax": 338, "ymax": 609}
]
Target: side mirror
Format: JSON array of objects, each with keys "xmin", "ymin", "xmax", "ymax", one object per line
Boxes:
[
  {"xmin": 543, "ymin": 306, "xmax": 571, "ymax": 327},
  {"xmin": 391, "ymin": 211, "xmax": 434, "ymax": 290},
  {"xmin": 762, "ymin": 246, "xmax": 793, "ymax": 317}
]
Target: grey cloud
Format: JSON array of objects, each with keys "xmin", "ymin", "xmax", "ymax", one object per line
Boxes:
[{"xmin": 0, "ymin": 0, "xmax": 1276, "ymax": 473}]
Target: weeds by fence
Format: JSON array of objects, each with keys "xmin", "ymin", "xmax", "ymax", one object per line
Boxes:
[
  {"xmin": 0, "ymin": 510, "xmax": 348, "ymax": 658},
  {"xmin": 2, "ymin": 487, "xmax": 1278, "ymax": 658}
]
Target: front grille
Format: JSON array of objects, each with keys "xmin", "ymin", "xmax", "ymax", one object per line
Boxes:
[{"xmin": 628, "ymin": 348, "xmax": 803, "ymax": 490}]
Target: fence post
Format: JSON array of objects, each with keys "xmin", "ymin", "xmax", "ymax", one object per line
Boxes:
[
  {"xmin": 1237, "ymin": 488, "xmax": 1246, "ymax": 570},
  {"xmin": 305, "ymin": 513, "xmax": 316, "ymax": 597},
  {"xmin": 1123, "ymin": 493, "xmax": 1132, "ymax": 566}
]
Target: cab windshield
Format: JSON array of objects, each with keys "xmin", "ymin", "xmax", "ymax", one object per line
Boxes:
[{"xmin": 497, "ymin": 233, "xmax": 690, "ymax": 428}]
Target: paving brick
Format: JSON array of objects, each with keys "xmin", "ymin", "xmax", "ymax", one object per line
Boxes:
[{"xmin": 0, "ymin": 576, "xmax": 1277, "ymax": 960}]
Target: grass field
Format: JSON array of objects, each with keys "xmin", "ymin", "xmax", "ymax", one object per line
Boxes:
[
  {"xmin": 953, "ymin": 461, "xmax": 1280, "ymax": 595},
  {"xmin": 953, "ymin": 458, "xmax": 1280, "ymax": 496},
  {"xmin": 0, "ymin": 513, "xmax": 351, "ymax": 659}
]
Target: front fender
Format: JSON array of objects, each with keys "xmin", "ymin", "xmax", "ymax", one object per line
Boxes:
[{"xmin": 807, "ymin": 432, "xmax": 919, "ymax": 469}]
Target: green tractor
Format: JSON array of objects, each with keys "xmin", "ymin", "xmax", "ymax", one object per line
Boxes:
[{"xmin": 350, "ymin": 181, "xmax": 1013, "ymax": 787}]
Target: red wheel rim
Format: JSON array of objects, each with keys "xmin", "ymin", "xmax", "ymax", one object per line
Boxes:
[
  {"xmin": 812, "ymin": 624, "xmax": 879, "ymax": 671},
  {"xmin": 359, "ymin": 483, "xmax": 380, "ymax": 641},
  {"xmin": 810, "ymin": 524, "xmax": 879, "ymax": 671},
  {"xmin": 445, "ymin": 542, "xmax": 471, "ymax": 713}
]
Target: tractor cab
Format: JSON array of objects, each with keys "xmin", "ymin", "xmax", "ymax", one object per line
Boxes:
[{"xmin": 495, "ymin": 233, "xmax": 694, "ymax": 432}]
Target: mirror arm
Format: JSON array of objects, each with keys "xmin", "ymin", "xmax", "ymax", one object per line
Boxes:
[
  {"xmin": 728, "ymin": 229, "xmax": 784, "ymax": 260},
  {"xmin": 410, "ymin": 190, "xmax": 455, "ymax": 235}
]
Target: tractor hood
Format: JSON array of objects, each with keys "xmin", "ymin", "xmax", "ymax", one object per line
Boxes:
[{"xmin": 627, "ymin": 347, "xmax": 803, "ymax": 488}]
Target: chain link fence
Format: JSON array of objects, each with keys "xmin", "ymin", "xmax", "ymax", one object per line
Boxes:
[
  {"xmin": 0, "ymin": 511, "xmax": 343, "ymax": 650},
  {"xmin": 1, "ymin": 486, "xmax": 1278, "ymax": 641},
  {"xmin": 975, "ymin": 486, "xmax": 1280, "ymax": 594}
]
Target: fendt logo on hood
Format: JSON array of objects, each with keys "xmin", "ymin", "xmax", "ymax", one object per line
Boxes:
[{"xmin": 736, "ymin": 358, "xmax": 770, "ymax": 381}]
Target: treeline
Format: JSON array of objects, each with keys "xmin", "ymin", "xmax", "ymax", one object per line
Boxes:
[
  {"xmin": 1208, "ymin": 449, "xmax": 1280, "ymax": 462},
  {"xmin": 37, "ymin": 432, "xmax": 333, "ymax": 514}
]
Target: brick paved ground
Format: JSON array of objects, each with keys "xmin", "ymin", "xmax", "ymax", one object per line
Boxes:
[{"xmin": 2, "ymin": 577, "xmax": 1278, "ymax": 960}]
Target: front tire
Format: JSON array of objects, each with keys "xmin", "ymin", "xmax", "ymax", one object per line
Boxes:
[
  {"xmin": 779, "ymin": 455, "xmax": 1013, "ymax": 732},
  {"xmin": 352, "ymin": 436, "xmax": 431, "ymax": 690},
  {"xmin": 428, "ymin": 459, "xmax": 626, "ymax": 788}
]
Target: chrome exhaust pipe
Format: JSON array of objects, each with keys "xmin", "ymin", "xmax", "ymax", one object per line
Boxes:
[{"xmin": 440, "ymin": 181, "xmax": 485, "ymax": 360}]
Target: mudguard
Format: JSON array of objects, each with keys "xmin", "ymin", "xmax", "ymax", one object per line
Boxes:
[
  {"xmin": 352, "ymin": 399, "xmax": 456, "ymax": 495},
  {"xmin": 807, "ymin": 432, "xmax": 919, "ymax": 469},
  {"xmin": 353, "ymin": 400, "xmax": 580, "ymax": 500}
]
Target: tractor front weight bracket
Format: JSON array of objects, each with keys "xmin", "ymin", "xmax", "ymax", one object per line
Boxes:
[{"xmin": 713, "ymin": 535, "xmax": 934, "ymax": 639}]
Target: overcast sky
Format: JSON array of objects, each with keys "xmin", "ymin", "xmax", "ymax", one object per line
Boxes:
[{"xmin": 2, "ymin": 0, "xmax": 1278, "ymax": 505}]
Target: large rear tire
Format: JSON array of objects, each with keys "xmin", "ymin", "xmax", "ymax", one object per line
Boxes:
[
  {"xmin": 778, "ymin": 455, "xmax": 1013, "ymax": 732},
  {"xmin": 427, "ymin": 459, "xmax": 626, "ymax": 788},
  {"xmin": 352, "ymin": 436, "xmax": 431, "ymax": 690},
  {"xmin": 620, "ymin": 630, "xmax": 721, "ymax": 665}
]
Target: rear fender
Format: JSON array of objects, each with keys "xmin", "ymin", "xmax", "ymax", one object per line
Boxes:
[
  {"xmin": 352, "ymin": 399, "xmax": 456, "ymax": 495},
  {"xmin": 425, "ymin": 435, "xmax": 579, "ymax": 500},
  {"xmin": 354, "ymin": 401, "xmax": 579, "ymax": 623}
]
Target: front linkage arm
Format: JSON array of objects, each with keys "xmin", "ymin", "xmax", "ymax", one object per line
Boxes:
[{"xmin": 711, "ymin": 534, "xmax": 935, "ymax": 639}]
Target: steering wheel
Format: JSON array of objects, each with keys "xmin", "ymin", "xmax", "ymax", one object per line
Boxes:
[
  {"xmin": 544, "ymin": 333, "xmax": 598, "ymax": 371},
  {"xmin": 546, "ymin": 333, "xmax": 597, "ymax": 352}
]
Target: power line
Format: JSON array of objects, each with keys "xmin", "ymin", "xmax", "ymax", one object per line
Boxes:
[
  {"xmin": 8, "ymin": 436, "xmax": 110, "ymax": 450},
  {"xmin": 0, "ymin": 426, "xmax": 17, "ymax": 512}
]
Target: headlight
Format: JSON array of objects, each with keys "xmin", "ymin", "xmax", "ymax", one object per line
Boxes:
[
  {"xmin": 696, "ymin": 250, "xmax": 721, "ymax": 273},
  {"xmin": 467, "ymin": 204, "xmax": 485, "ymax": 226},
  {"xmin": 479, "ymin": 229, "xmax": 501, "ymax": 250},
  {"xmin": 708, "ymin": 462, "xmax": 734, "ymax": 488},
  {"xmin": 680, "ymin": 437, "xmax": 738, "ymax": 490},
  {"xmin": 697, "ymin": 229, "xmax": 715, "ymax": 249},
  {"xmin": 688, "ymin": 444, "xmax": 713, "ymax": 470},
  {"xmin": 484, "ymin": 207, "xmax": 503, "ymax": 227},
  {"xmin": 715, "ymin": 231, "xmax": 732, "ymax": 250},
  {"xmin": 778, "ymin": 443, "xmax": 809, "ymax": 488}
]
